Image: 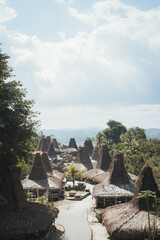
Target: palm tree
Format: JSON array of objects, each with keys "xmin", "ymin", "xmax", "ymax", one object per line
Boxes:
[{"xmin": 67, "ymin": 164, "xmax": 79, "ymax": 186}]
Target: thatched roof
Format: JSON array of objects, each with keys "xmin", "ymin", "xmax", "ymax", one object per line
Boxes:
[
  {"xmin": 82, "ymin": 168, "xmax": 105, "ymax": 181},
  {"xmin": 84, "ymin": 139, "xmax": 93, "ymax": 156},
  {"xmin": 63, "ymin": 162, "xmax": 88, "ymax": 172},
  {"xmin": 48, "ymin": 143, "xmax": 57, "ymax": 159},
  {"xmin": 68, "ymin": 138, "xmax": 78, "ymax": 149},
  {"xmin": 0, "ymin": 166, "xmax": 59, "ymax": 239},
  {"xmin": 52, "ymin": 138, "xmax": 59, "ymax": 149},
  {"xmin": 102, "ymin": 165, "xmax": 160, "ymax": 240},
  {"xmin": 41, "ymin": 137, "xmax": 49, "ymax": 152},
  {"xmin": 23, "ymin": 153, "xmax": 62, "ymax": 190},
  {"xmin": 93, "ymin": 152, "xmax": 135, "ymax": 198},
  {"xmin": 46, "ymin": 136, "xmax": 51, "ymax": 146},
  {"xmin": 41, "ymin": 152, "xmax": 53, "ymax": 172},
  {"xmin": 92, "ymin": 147, "xmax": 99, "ymax": 161},
  {"xmin": 75, "ymin": 146, "xmax": 93, "ymax": 170},
  {"xmin": 37, "ymin": 137, "xmax": 43, "ymax": 151},
  {"xmin": 29, "ymin": 152, "xmax": 47, "ymax": 180},
  {"xmin": 96, "ymin": 144, "xmax": 111, "ymax": 171}
]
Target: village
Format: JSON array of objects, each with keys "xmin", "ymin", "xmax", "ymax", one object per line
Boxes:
[{"xmin": 0, "ymin": 136, "xmax": 160, "ymax": 240}]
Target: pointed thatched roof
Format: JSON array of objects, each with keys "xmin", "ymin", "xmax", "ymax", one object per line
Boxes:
[
  {"xmin": 48, "ymin": 143, "xmax": 57, "ymax": 159},
  {"xmin": 46, "ymin": 136, "xmax": 51, "ymax": 146},
  {"xmin": 92, "ymin": 147, "xmax": 99, "ymax": 161},
  {"xmin": 75, "ymin": 146, "xmax": 93, "ymax": 170},
  {"xmin": 41, "ymin": 152, "xmax": 53, "ymax": 172},
  {"xmin": 93, "ymin": 152, "xmax": 135, "ymax": 198},
  {"xmin": 84, "ymin": 139, "xmax": 93, "ymax": 156},
  {"xmin": 82, "ymin": 168, "xmax": 105, "ymax": 181},
  {"xmin": 41, "ymin": 137, "xmax": 49, "ymax": 152},
  {"xmin": 102, "ymin": 165, "xmax": 160, "ymax": 240},
  {"xmin": 68, "ymin": 138, "xmax": 78, "ymax": 149},
  {"xmin": 0, "ymin": 166, "xmax": 59, "ymax": 239},
  {"xmin": 37, "ymin": 137, "xmax": 43, "ymax": 151},
  {"xmin": 29, "ymin": 152, "xmax": 47, "ymax": 180},
  {"xmin": 96, "ymin": 144, "xmax": 111, "ymax": 171},
  {"xmin": 52, "ymin": 138, "xmax": 59, "ymax": 149},
  {"xmin": 23, "ymin": 153, "xmax": 62, "ymax": 191}
]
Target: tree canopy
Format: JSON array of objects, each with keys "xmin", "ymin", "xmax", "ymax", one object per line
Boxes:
[{"xmin": 0, "ymin": 46, "xmax": 39, "ymax": 181}]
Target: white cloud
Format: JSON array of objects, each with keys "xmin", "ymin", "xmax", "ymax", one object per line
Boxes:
[
  {"xmin": 1, "ymin": 0, "xmax": 160, "ymax": 129},
  {"xmin": 0, "ymin": 0, "xmax": 17, "ymax": 23},
  {"xmin": 39, "ymin": 104, "xmax": 160, "ymax": 129},
  {"xmin": 52, "ymin": 0, "xmax": 73, "ymax": 5}
]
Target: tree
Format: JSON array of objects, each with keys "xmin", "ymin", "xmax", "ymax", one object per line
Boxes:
[
  {"xmin": 67, "ymin": 164, "xmax": 79, "ymax": 186},
  {"xmin": 103, "ymin": 120, "xmax": 127, "ymax": 144},
  {"xmin": 0, "ymin": 46, "xmax": 39, "ymax": 182}
]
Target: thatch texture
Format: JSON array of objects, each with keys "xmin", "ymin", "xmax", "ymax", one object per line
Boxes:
[
  {"xmin": 63, "ymin": 162, "xmax": 88, "ymax": 172},
  {"xmin": 75, "ymin": 146, "xmax": 93, "ymax": 170},
  {"xmin": 84, "ymin": 139, "xmax": 93, "ymax": 156},
  {"xmin": 68, "ymin": 138, "xmax": 78, "ymax": 149},
  {"xmin": 41, "ymin": 152, "xmax": 53, "ymax": 172},
  {"xmin": 41, "ymin": 137, "xmax": 49, "ymax": 152},
  {"xmin": 52, "ymin": 138, "xmax": 59, "ymax": 149},
  {"xmin": 102, "ymin": 165, "xmax": 160, "ymax": 240},
  {"xmin": 82, "ymin": 168, "xmax": 105, "ymax": 181},
  {"xmin": 96, "ymin": 144, "xmax": 111, "ymax": 171},
  {"xmin": 29, "ymin": 152, "xmax": 47, "ymax": 180},
  {"xmin": 92, "ymin": 147, "xmax": 99, "ymax": 161},
  {"xmin": 37, "ymin": 137, "xmax": 43, "ymax": 151},
  {"xmin": 48, "ymin": 143, "xmax": 57, "ymax": 159},
  {"xmin": 23, "ymin": 153, "xmax": 62, "ymax": 191},
  {"xmin": 46, "ymin": 136, "xmax": 51, "ymax": 146},
  {"xmin": 0, "ymin": 166, "xmax": 59, "ymax": 239},
  {"xmin": 93, "ymin": 152, "xmax": 135, "ymax": 205}
]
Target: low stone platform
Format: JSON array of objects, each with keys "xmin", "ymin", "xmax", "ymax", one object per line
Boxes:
[{"xmin": 66, "ymin": 191, "xmax": 90, "ymax": 200}]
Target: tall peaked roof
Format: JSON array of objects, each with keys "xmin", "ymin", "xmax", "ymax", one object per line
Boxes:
[
  {"xmin": 108, "ymin": 152, "xmax": 130, "ymax": 185},
  {"xmin": 29, "ymin": 153, "xmax": 47, "ymax": 180},
  {"xmin": 37, "ymin": 137, "xmax": 43, "ymax": 151},
  {"xmin": 96, "ymin": 144, "xmax": 111, "ymax": 170},
  {"xmin": 92, "ymin": 147, "xmax": 99, "ymax": 161},
  {"xmin": 46, "ymin": 136, "xmax": 51, "ymax": 146},
  {"xmin": 48, "ymin": 143, "xmax": 57, "ymax": 159},
  {"xmin": 0, "ymin": 166, "xmax": 26, "ymax": 210},
  {"xmin": 41, "ymin": 152, "xmax": 53, "ymax": 172},
  {"xmin": 132, "ymin": 165, "xmax": 160, "ymax": 210},
  {"xmin": 41, "ymin": 137, "xmax": 49, "ymax": 152},
  {"xmin": 84, "ymin": 139, "xmax": 93, "ymax": 156},
  {"xmin": 75, "ymin": 146, "xmax": 93, "ymax": 170},
  {"xmin": 52, "ymin": 138, "xmax": 59, "ymax": 149},
  {"xmin": 69, "ymin": 138, "xmax": 78, "ymax": 149}
]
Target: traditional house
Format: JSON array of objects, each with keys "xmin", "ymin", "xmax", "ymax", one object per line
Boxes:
[
  {"xmin": 84, "ymin": 139, "xmax": 93, "ymax": 157},
  {"xmin": 0, "ymin": 166, "xmax": 58, "ymax": 239},
  {"xmin": 102, "ymin": 165, "xmax": 160, "ymax": 240},
  {"xmin": 22, "ymin": 153, "xmax": 62, "ymax": 201},
  {"xmin": 92, "ymin": 146, "xmax": 99, "ymax": 161},
  {"xmin": 93, "ymin": 152, "xmax": 135, "ymax": 208},
  {"xmin": 48, "ymin": 143, "xmax": 57, "ymax": 159},
  {"xmin": 83, "ymin": 144, "xmax": 111, "ymax": 183},
  {"xmin": 68, "ymin": 138, "xmax": 78, "ymax": 149}
]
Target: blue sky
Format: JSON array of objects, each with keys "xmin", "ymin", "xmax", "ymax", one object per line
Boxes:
[{"xmin": 0, "ymin": 0, "xmax": 160, "ymax": 129}]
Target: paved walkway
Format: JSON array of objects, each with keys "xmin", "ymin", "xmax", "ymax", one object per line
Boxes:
[{"xmin": 55, "ymin": 182, "xmax": 109, "ymax": 240}]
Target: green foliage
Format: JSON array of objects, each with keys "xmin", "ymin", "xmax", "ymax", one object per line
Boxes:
[
  {"xmin": 36, "ymin": 196, "xmax": 46, "ymax": 204},
  {"xmin": 67, "ymin": 164, "xmax": 79, "ymax": 186},
  {"xmin": 103, "ymin": 120, "xmax": 127, "ymax": 144},
  {"xmin": 0, "ymin": 46, "xmax": 39, "ymax": 182}
]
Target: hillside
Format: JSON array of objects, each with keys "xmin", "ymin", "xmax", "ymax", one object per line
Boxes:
[{"xmin": 41, "ymin": 127, "xmax": 160, "ymax": 145}]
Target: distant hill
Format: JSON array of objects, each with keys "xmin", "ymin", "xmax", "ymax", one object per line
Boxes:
[
  {"xmin": 145, "ymin": 128, "xmax": 160, "ymax": 140},
  {"xmin": 41, "ymin": 127, "xmax": 160, "ymax": 145},
  {"xmin": 41, "ymin": 127, "xmax": 103, "ymax": 145}
]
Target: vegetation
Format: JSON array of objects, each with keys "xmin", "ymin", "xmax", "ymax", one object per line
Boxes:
[
  {"xmin": 67, "ymin": 164, "xmax": 80, "ymax": 186},
  {"xmin": 95, "ymin": 121, "xmax": 160, "ymax": 185},
  {"xmin": 0, "ymin": 46, "xmax": 39, "ymax": 182}
]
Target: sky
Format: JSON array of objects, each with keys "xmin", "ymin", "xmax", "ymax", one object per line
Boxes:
[{"xmin": 0, "ymin": 0, "xmax": 160, "ymax": 130}]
